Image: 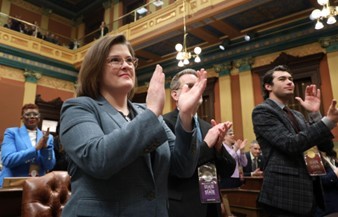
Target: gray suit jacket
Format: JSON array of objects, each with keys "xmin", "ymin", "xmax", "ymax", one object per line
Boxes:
[
  {"xmin": 60, "ymin": 96, "xmax": 199, "ymax": 217},
  {"xmin": 252, "ymin": 98, "xmax": 334, "ymax": 215}
]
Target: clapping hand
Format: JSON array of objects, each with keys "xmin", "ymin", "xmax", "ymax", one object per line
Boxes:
[
  {"xmin": 204, "ymin": 120, "xmax": 232, "ymax": 151},
  {"xmin": 36, "ymin": 127, "xmax": 50, "ymax": 150},
  {"xmin": 327, "ymin": 99, "xmax": 338, "ymax": 124},
  {"xmin": 233, "ymin": 139, "xmax": 247, "ymax": 153},
  {"xmin": 295, "ymin": 84, "xmax": 321, "ymax": 112},
  {"xmin": 177, "ymin": 68, "xmax": 207, "ymax": 131},
  {"xmin": 252, "ymin": 168, "xmax": 264, "ymax": 177},
  {"xmin": 146, "ymin": 64, "xmax": 165, "ymax": 117}
]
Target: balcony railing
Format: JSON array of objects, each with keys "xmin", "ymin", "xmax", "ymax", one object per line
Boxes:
[{"xmin": 0, "ymin": 0, "xmax": 168, "ymax": 50}]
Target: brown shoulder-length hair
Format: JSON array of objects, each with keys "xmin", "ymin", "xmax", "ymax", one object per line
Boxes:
[{"xmin": 76, "ymin": 34, "xmax": 136, "ymax": 99}]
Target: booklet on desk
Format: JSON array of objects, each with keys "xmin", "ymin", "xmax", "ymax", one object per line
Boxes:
[{"xmin": 2, "ymin": 177, "xmax": 29, "ymax": 188}]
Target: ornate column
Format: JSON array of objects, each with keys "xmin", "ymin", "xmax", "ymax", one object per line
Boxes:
[
  {"xmin": 74, "ymin": 16, "xmax": 84, "ymax": 46},
  {"xmin": 103, "ymin": 0, "xmax": 112, "ymax": 27},
  {"xmin": 22, "ymin": 70, "xmax": 41, "ymax": 105},
  {"xmin": 214, "ymin": 62, "xmax": 232, "ymax": 122},
  {"xmin": 1, "ymin": 0, "xmax": 10, "ymax": 14},
  {"xmin": 234, "ymin": 57, "xmax": 256, "ymax": 142},
  {"xmin": 112, "ymin": 0, "xmax": 121, "ymax": 31},
  {"xmin": 320, "ymin": 35, "xmax": 338, "ymax": 101},
  {"xmin": 41, "ymin": 8, "xmax": 52, "ymax": 31}
]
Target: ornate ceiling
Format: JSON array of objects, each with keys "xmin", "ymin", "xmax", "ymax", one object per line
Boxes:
[{"xmin": 21, "ymin": 0, "xmax": 338, "ymax": 84}]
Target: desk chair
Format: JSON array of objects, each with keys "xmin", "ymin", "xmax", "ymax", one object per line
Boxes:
[{"xmin": 21, "ymin": 171, "xmax": 71, "ymax": 217}]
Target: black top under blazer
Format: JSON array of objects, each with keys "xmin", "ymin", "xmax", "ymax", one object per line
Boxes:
[{"xmin": 252, "ymin": 98, "xmax": 334, "ymax": 215}]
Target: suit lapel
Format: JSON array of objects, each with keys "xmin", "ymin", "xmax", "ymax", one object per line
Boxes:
[
  {"xmin": 98, "ymin": 97, "xmax": 156, "ymax": 179},
  {"xmin": 265, "ymin": 99, "xmax": 298, "ymax": 133},
  {"xmin": 292, "ymin": 111, "xmax": 306, "ymax": 131},
  {"xmin": 97, "ymin": 97, "xmax": 126, "ymax": 128}
]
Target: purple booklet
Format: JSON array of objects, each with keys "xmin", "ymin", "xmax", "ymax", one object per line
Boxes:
[{"xmin": 198, "ymin": 163, "xmax": 221, "ymax": 203}]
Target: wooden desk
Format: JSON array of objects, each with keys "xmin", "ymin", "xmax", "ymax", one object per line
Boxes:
[
  {"xmin": 241, "ymin": 176, "xmax": 263, "ymax": 190},
  {"xmin": 221, "ymin": 177, "xmax": 267, "ymax": 217},
  {"xmin": 0, "ymin": 187, "xmax": 22, "ymax": 217}
]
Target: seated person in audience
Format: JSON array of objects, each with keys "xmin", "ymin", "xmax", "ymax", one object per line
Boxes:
[
  {"xmin": 22, "ymin": 23, "xmax": 34, "ymax": 36},
  {"xmin": 243, "ymin": 140, "xmax": 265, "ymax": 177},
  {"xmin": 3, "ymin": 18, "xmax": 12, "ymax": 29},
  {"xmin": 10, "ymin": 15, "xmax": 22, "ymax": 32},
  {"xmin": 0, "ymin": 103, "xmax": 56, "ymax": 187},
  {"xmin": 32, "ymin": 21, "xmax": 42, "ymax": 38},
  {"xmin": 314, "ymin": 148, "xmax": 338, "ymax": 217}
]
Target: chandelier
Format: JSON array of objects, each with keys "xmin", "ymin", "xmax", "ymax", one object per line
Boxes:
[
  {"xmin": 175, "ymin": 0, "xmax": 202, "ymax": 67},
  {"xmin": 309, "ymin": 0, "xmax": 338, "ymax": 30}
]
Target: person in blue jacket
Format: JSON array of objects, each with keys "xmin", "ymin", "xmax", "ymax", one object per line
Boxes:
[{"xmin": 0, "ymin": 103, "xmax": 55, "ymax": 187}]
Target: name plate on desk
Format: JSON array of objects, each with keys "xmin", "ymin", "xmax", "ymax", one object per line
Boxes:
[
  {"xmin": 2, "ymin": 177, "xmax": 29, "ymax": 188},
  {"xmin": 198, "ymin": 163, "xmax": 220, "ymax": 203}
]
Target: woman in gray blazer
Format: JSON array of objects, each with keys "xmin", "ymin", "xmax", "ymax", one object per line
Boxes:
[{"xmin": 59, "ymin": 34, "xmax": 224, "ymax": 217}]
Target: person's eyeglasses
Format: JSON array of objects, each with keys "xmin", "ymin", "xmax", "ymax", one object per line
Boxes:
[
  {"xmin": 23, "ymin": 112, "xmax": 40, "ymax": 118},
  {"xmin": 106, "ymin": 56, "xmax": 138, "ymax": 68}
]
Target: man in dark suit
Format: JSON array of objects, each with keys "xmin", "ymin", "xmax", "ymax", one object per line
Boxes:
[
  {"xmin": 243, "ymin": 140, "xmax": 264, "ymax": 177},
  {"xmin": 252, "ymin": 65, "xmax": 338, "ymax": 216},
  {"xmin": 163, "ymin": 68, "xmax": 236, "ymax": 217}
]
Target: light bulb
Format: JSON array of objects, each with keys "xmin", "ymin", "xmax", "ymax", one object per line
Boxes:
[
  {"xmin": 176, "ymin": 52, "xmax": 183, "ymax": 60},
  {"xmin": 194, "ymin": 56, "xmax": 201, "ymax": 63},
  {"xmin": 183, "ymin": 58, "xmax": 189, "ymax": 65},
  {"xmin": 194, "ymin": 46, "xmax": 202, "ymax": 55},
  {"xmin": 310, "ymin": 9, "xmax": 322, "ymax": 20},
  {"xmin": 321, "ymin": 7, "xmax": 330, "ymax": 17},
  {"xmin": 315, "ymin": 20, "xmax": 324, "ymax": 29},
  {"xmin": 175, "ymin": 43, "xmax": 183, "ymax": 52},
  {"xmin": 317, "ymin": 0, "xmax": 328, "ymax": 6},
  {"xmin": 178, "ymin": 60, "xmax": 184, "ymax": 67},
  {"xmin": 219, "ymin": 44, "xmax": 225, "ymax": 50},
  {"xmin": 244, "ymin": 34, "xmax": 251, "ymax": 41},
  {"xmin": 327, "ymin": 15, "xmax": 336, "ymax": 24}
]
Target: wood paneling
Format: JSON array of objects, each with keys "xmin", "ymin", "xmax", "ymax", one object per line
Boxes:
[
  {"xmin": 0, "ymin": 78, "xmax": 24, "ymax": 142},
  {"xmin": 9, "ymin": 4, "xmax": 41, "ymax": 24}
]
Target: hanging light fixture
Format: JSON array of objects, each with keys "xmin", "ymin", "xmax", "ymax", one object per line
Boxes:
[
  {"xmin": 309, "ymin": 0, "xmax": 338, "ymax": 30},
  {"xmin": 218, "ymin": 38, "xmax": 230, "ymax": 51},
  {"xmin": 175, "ymin": 0, "xmax": 202, "ymax": 67},
  {"xmin": 244, "ymin": 32, "xmax": 256, "ymax": 42}
]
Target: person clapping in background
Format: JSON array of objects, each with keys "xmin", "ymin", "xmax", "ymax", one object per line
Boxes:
[{"xmin": 0, "ymin": 103, "xmax": 55, "ymax": 187}]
